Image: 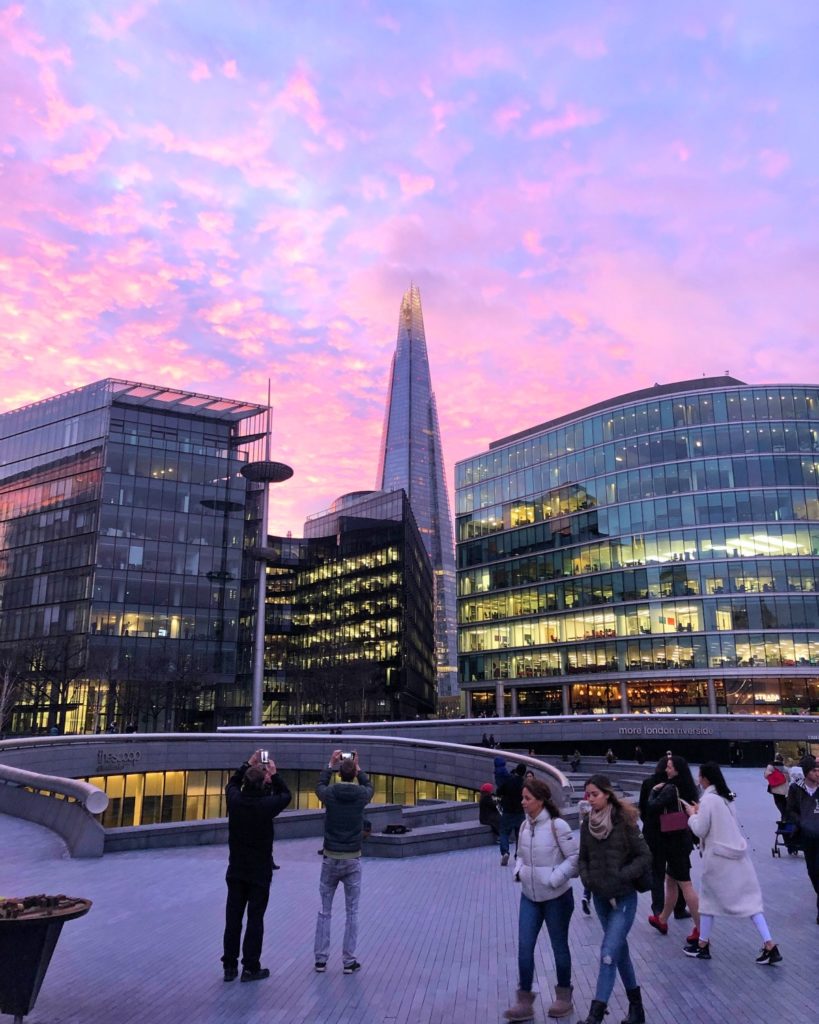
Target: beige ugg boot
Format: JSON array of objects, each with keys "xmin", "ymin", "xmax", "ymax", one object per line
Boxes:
[
  {"xmin": 548, "ymin": 985, "xmax": 573, "ymax": 1018},
  {"xmin": 504, "ymin": 989, "xmax": 536, "ymax": 1021}
]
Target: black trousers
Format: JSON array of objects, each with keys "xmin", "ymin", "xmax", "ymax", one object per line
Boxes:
[
  {"xmin": 223, "ymin": 878, "xmax": 270, "ymax": 971},
  {"xmin": 802, "ymin": 834, "xmax": 819, "ymax": 912}
]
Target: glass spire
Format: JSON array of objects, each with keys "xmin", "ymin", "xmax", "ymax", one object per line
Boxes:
[{"xmin": 377, "ymin": 284, "xmax": 458, "ymax": 698}]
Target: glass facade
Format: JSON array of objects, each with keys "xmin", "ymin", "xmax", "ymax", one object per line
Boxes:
[
  {"xmin": 70, "ymin": 768, "xmax": 477, "ymax": 827},
  {"xmin": 455, "ymin": 378, "xmax": 819, "ymax": 715},
  {"xmin": 0, "ymin": 380, "xmax": 268, "ymax": 733},
  {"xmin": 377, "ymin": 285, "xmax": 458, "ymax": 697},
  {"xmin": 264, "ymin": 490, "xmax": 437, "ymax": 723}
]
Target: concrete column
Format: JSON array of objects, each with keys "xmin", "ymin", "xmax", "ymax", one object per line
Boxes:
[
  {"xmin": 510, "ymin": 687, "xmax": 518, "ymax": 717},
  {"xmin": 464, "ymin": 689, "xmax": 473, "ymax": 718},
  {"xmin": 620, "ymin": 680, "xmax": 629, "ymax": 714},
  {"xmin": 706, "ymin": 677, "xmax": 717, "ymax": 714},
  {"xmin": 561, "ymin": 684, "xmax": 570, "ymax": 716},
  {"xmin": 495, "ymin": 680, "xmax": 505, "ymax": 717}
]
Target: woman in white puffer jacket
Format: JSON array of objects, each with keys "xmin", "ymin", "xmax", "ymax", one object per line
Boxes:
[{"xmin": 504, "ymin": 778, "xmax": 579, "ymax": 1022}]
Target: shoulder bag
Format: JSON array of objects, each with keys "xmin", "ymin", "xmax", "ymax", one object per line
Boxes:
[{"xmin": 659, "ymin": 794, "xmax": 689, "ymax": 833}]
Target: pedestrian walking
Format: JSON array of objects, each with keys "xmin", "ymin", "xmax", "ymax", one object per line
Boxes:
[
  {"xmin": 785, "ymin": 754, "xmax": 819, "ymax": 925},
  {"xmin": 497, "ymin": 763, "xmax": 526, "ymax": 867},
  {"xmin": 578, "ymin": 774, "xmax": 652, "ymax": 1024},
  {"xmin": 646, "ymin": 755, "xmax": 701, "ymax": 943},
  {"xmin": 479, "ymin": 782, "xmax": 500, "ymax": 839},
  {"xmin": 682, "ymin": 762, "xmax": 782, "ymax": 964},
  {"xmin": 504, "ymin": 778, "xmax": 579, "ymax": 1021}
]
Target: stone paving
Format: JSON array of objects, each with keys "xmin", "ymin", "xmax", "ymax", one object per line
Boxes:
[{"xmin": 1, "ymin": 768, "xmax": 815, "ymax": 1024}]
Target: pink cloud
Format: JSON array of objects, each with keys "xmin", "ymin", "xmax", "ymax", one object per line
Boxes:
[
  {"xmin": 398, "ymin": 172, "xmax": 435, "ymax": 198},
  {"xmin": 758, "ymin": 148, "xmax": 790, "ymax": 179},
  {"xmin": 190, "ymin": 60, "xmax": 211, "ymax": 82},
  {"xmin": 494, "ymin": 100, "xmax": 529, "ymax": 133},
  {"xmin": 274, "ymin": 66, "xmax": 325, "ymax": 134},
  {"xmin": 88, "ymin": 0, "xmax": 159, "ymax": 41},
  {"xmin": 529, "ymin": 103, "xmax": 602, "ymax": 138},
  {"xmin": 222, "ymin": 60, "xmax": 239, "ymax": 79}
]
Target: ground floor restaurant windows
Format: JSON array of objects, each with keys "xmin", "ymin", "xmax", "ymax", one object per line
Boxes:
[
  {"xmin": 80, "ymin": 769, "xmax": 479, "ymax": 828},
  {"xmin": 469, "ymin": 675, "xmax": 819, "ymax": 715}
]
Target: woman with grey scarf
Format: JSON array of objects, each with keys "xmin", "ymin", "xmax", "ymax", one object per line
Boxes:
[{"xmin": 577, "ymin": 774, "xmax": 652, "ymax": 1024}]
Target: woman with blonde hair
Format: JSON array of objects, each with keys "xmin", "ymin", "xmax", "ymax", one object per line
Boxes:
[{"xmin": 578, "ymin": 775, "xmax": 652, "ymax": 1024}]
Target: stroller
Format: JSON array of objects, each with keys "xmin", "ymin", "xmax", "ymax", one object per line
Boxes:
[{"xmin": 771, "ymin": 819, "xmax": 802, "ymax": 858}]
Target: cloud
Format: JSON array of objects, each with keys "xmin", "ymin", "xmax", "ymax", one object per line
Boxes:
[
  {"xmin": 1, "ymin": 2, "xmax": 817, "ymax": 536},
  {"xmin": 397, "ymin": 172, "xmax": 435, "ymax": 198}
]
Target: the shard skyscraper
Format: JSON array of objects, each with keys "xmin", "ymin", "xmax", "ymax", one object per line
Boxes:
[{"xmin": 377, "ymin": 284, "xmax": 458, "ymax": 699}]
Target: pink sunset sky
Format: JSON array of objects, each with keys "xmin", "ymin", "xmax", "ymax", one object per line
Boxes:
[{"xmin": 2, "ymin": 2, "xmax": 818, "ymax": 535}]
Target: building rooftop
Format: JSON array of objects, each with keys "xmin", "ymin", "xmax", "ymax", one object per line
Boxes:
[
  {"xmin": 489, "ymin": 375, "xmax": 748, "ymax": 450},
  {"xmin": 4, "ymin": 767, "xmax": 812, "ymax": 1024},
  {"xmin": 1, "ymin": 378, "xmax": 267, "ymax": 426}
]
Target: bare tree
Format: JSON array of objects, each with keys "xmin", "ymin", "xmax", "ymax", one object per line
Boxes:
[
  {"xmin": 20, "ymin": 635, "xmax": 87, "ymax": 734},
  {"xmin": 0, "ymin": 648, "xmax": 26, "ymax": 735}
]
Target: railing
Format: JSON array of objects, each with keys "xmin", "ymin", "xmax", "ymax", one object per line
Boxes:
[{"xmin": 0, "ymin": 763, "xmax": 108, "ymax": 814}]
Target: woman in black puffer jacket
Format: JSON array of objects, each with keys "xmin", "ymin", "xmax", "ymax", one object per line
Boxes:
[{"xmin": 578, "ymin": 774, "xmax": 652, "ymax": 1024}]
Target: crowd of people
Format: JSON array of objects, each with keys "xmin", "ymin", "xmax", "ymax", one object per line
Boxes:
[
  {"xmin": 220, "ymin": 745, "xmax": 819, "ymax": 1023},
  {"xmin": 486, "ymin": 749, "xmax": 819, "ymax": 1023}
]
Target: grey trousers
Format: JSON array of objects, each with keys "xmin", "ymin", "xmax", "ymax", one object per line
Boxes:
[{"xmin": 314, "ymin": 856, "xmax": 362, "ymax": 966}]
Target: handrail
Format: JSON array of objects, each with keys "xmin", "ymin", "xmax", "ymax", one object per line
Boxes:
[
  {"xmin": 219, "ymin": 711, "xmax": 818, "ymax": 731},
  {"xmin": 0, "ymin": 763, "xmax": 109, "ymax": 815}
]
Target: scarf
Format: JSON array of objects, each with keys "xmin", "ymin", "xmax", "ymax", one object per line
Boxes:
[{"xmin": 588, "ymin": 803, "xmax": 614, "ymax": 841}]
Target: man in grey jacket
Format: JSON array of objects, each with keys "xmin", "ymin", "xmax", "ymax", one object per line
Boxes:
[{"xmin": 314, "ymin": 749, "xmax": 373, "ymax": 974}]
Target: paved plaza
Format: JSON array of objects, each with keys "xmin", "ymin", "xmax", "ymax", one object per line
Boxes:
[{"xmin": 1, "ymin": 768, "xmax": 815, "ymax": 1024}]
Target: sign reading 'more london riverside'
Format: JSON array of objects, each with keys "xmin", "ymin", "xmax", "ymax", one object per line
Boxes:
[{"xmin": 617, "ymin": 724, "xmax": 715, "ymax": 737}]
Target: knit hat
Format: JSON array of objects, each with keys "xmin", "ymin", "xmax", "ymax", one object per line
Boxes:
[
  {"xmin": 480, "ymin": 783, "xmax": 494, "ymax": 794},
  {"xmin": 799, "ymin": 754, "xmax": 817, "ymax": 776},
  {"xmin": 493, "ymin": 756, "xmax": 506, "ymax": 769}
]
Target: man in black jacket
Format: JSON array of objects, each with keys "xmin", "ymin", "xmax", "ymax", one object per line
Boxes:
[
  {"xmin": 222, "ymin": 750, "xmax": 291, "ymax": 982},
  {"xmin": 786, "ymin": 754, "xmax": 819, "ymax": 924},
  {"xmin": 496, "ymin": 763, "xmax": 525, "ymax": 866},
  {"xmin": 314, "ymin": 750, "xmax": 373, "ymax": 974}
]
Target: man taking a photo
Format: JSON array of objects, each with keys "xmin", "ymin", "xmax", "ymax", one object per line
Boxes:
[
  {"xmin": 222, "ymin": 749, "xmax": 291, "ymax": 983},
  {"xmin": 314, "ymin": 749, "xmax": 373, "ymax": 974}
]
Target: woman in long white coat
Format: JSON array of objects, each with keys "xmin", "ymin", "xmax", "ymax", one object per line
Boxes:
[{"xmin": 681, "ymin": 761, "xmax": 782, "ymax": 965}]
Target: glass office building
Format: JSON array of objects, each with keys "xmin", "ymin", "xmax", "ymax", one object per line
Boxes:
[
  {"xmin": 0, "ymin": 380, "xmax": 268, "ymax": 732},
  {"xmin": 455, "ymin": 377, "xmax": 819, "ymax": 716},
  {"xmin": 263, "ymin": 490, "xmax": 437, "ymax": 723},
  {"xmin": 378, "ymin": 285, "xmax": 458, "ymax": 697}
]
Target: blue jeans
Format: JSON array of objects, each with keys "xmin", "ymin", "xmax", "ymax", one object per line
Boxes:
[
  {"xmin": 499, "ymin": 812, "xmax": 524, "ymax": 856},
  {"xmin": 591, "ymin": 891, "xmax": 638, "ymax": 1002},
  {"xmin": 518, "ymin": 887, "xmax": 574, "ymax": 991},
  {"xmin": 314, "ymin": 856, "xmax": 362, "ymax": 966}
]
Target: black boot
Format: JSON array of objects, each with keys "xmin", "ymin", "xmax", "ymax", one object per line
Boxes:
[
  {"xmin": 621, "ymin": 987, "xmax": 645, "ymax": 1024},
  {"xmin": 580, "ymin": 1000, "xmax": 608, "ymax": 1024}
]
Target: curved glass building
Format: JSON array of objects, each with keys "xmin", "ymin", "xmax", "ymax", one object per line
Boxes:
[{"xmin": 455, "ymin": 377, "xmax": 819, "ymax": 716}]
